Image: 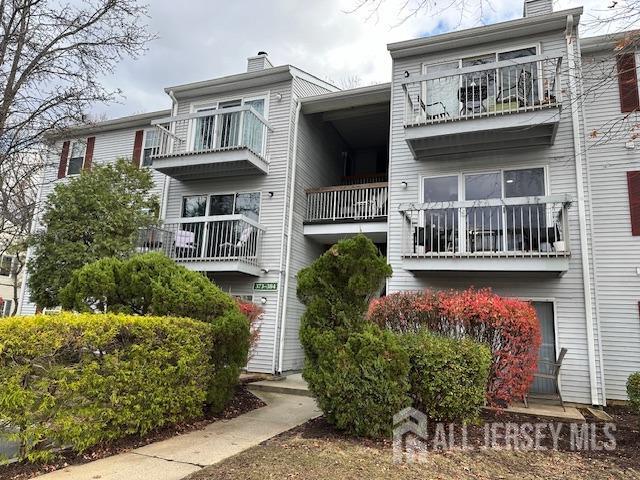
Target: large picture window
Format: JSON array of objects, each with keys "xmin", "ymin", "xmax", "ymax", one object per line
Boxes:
[{"xmin": 421, "ymin": 167, "xmax": 547, "ymax": 254}]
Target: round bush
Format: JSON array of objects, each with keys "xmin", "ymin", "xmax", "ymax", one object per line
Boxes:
[
  {"xmin": 368, "ymin": 288, "xmax": 541, "ymax": 407},
  {"xmin": 0, "ymin": 313, "xmax": 213, "ymax": 462},
  {"xmin": 400, "ymin": 331, "xmax": 491, "ymax": 421},
  {"xmin": 303, "ymin": 324, "xmax": 410, "ymax": 438},
  {"xmin": 627, "ymin": 372, "xmax": 640, "ymax": 414},
  {"xmin": 59, "ymin": 252, "xmax": 250, "ymax": 412}
]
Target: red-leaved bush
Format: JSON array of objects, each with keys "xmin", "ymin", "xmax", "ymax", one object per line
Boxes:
[
  {"xmin": 237, "ymin": 300, "xmax": 263, "ymax": 361},
  {"xmin": 367, "ymin": 288, "xmax": 541, "ymax": 407}
]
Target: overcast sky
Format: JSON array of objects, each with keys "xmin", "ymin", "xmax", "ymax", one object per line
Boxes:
[{"xmin": 95, "ymin": 0, "xmax": 615, "ymax": 119}]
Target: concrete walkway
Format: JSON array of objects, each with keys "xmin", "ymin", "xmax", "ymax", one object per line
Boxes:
[{"xmin": 36, "ymin": 389, "xmax": 320, "ymax": 480}]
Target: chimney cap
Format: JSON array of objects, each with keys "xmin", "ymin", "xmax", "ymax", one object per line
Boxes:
[{"xmin": 257, "ymin": 51, "xmax": 268, "ymax": 56}]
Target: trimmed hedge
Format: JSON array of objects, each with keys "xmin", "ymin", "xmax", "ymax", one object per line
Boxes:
[
  {"xmin": 59, "ymin": 253, "xmax": 250, "ymax": 412},
  {"xmin": 0, "ymin": 313, "xmax": 213, "ymax": 462},
  {"xmin": 628, "ymin": 372, "xmax": 640, "ymax": 414},
  {"xmin": 368, "ymin": 288, "xmax": 541, "ymax": 407},
  {"xmin": 400, "ymin": 331, "xmax": 491, "ymax": 422}
]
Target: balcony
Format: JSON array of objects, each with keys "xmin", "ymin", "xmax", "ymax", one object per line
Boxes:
[
  {"xmin": 401, "ymin": 55, "xmax": 563, "ymax": 160},
  {"xmin": 399, "ymin": 195, "xmax": 572, "ymax": 274},
  {"xmin": 137, "ymin": 215, "xmax": 265, "ymax": 276},
  {"xmin": 150, "ymin": 106, "xmax": 271, "ymax": 180},
  {"xmin": 303, "ymin": 182, "xmax": 388, "ymax": 244}
]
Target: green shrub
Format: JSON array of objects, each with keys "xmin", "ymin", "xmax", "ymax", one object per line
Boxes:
[
  {"xmin": 303, "ymin": 324, "xmax": 410, "ymax": 438},
  {"xmin": 627, "ymin": 372, "xmax": 640, "ymax": 414},
  {"xmin": 59, "ymin": 252, "xmax": 250, "ymax": 412},
  {"xmin": 297, "ymin": 235, "xmax": 397, "ymax": 438},
  {"xmin": 0, "ymin": 313, "xmax": 213, "ymax": 462},
  {"xmin": 400, "ymin": 331, "xmax": 491, "ymax": 422}
]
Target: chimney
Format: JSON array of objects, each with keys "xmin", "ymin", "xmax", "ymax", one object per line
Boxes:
[
  {"xmin": 523, "ymin": 0, "xmax": 553, "ymax": 17},
  {"xmin": 247, "ymin": 51, "xmax": 273, "ymax": 73}
]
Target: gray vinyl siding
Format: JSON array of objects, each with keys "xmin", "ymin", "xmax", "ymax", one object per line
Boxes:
[
  {"xmin": 164, "ymin": 82, "xmax": 295, "ymax": 374},
  {"xmin": 387, "ymin": 29, "xmax": 604, "ymax": 404},
  {"xmin": 278, "ymin": 96, "xmax": 347, "ymax": 371},
  {"xmin": 19, "ymin": 124, "xmax": 167, "ymax": 315},
  {"xmin": 581, "ymin": 47, "xmax": 640, "ymax": 401}
]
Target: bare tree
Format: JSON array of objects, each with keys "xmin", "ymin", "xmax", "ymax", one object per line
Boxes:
[{"xmin": 0, "ymin": 0, "xmax": 155, "ymax": 267}]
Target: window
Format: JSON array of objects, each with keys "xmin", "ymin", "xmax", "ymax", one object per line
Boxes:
[
  {"xmin": 423, "ymin": 175, "xmax": 458, "ymax": 202},
  {"xmin": 67, "ymin": 141, "xmax": 86, "ymax": 175},
  {"xmin": 504, "ymin": 167, "xmax": 545, "ymax": 197},
  {"xmin": 182, "ymin": 195, "xmax": 207, "ymax": 217},
  {"xmin": 192, "ymin": 96, "xmax": 267, "ymax": 154},
  {"xmin": 0, "ymin": 256, "xmax": 11, "ymax": 276},
  {"xmin": 142, "ymin": 129, "xmax": 162, "ymax": 166},
  {"xmin": 1, "ymin": 299, "xmax": 12, "ymax": 317},
  {"xmin": 234, "ymin": 192, "xmax": 261, "ymax": 221},
  {"xmin": 209, "ymin": 194, "xmax": 235, "ymax": 216},
  {"xmin": 209, "ymin": 192, "xmax": 261, "ymax": 220}
]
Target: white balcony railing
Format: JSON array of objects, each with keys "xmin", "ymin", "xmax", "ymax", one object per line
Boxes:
[
  {"xmin": 305, "ymin": 182, "xmax": 388, "ymax": 223},
  {"xmin": 402, "ymin": 55, "xmax": 563, "ymax": 126},
  {"xmin": 400, "ymin": 195, "xmax": 571, "ymax": 259},
  {"xmin": 150, "ymin": 106, "xmax": 271, "ymax": 159},
  {"xmin": 137, "ymin": 215, "xmax": 264, "ymax": 267}
]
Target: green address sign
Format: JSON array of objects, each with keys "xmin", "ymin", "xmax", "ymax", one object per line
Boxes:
[{"xmin": 254, "ymin": 282, "xmax": 278, "ymax": 291}]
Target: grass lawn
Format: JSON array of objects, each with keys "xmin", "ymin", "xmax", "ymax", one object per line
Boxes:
[{"xmin": 186, "ymin": 410, "xmax": 640, "ymax": 480}]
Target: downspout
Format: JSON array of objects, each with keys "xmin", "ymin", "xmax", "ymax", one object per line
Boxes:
[
  {"xmin": 160, "ymin": 90, "xmax": 179, "ymax": 221},
  {"xmin": 576, "ymin": 30, "xmax": 607, "ymax": 406},
  {"xmin": 566, "ymin": 14, "xmax": 599, "ymax": 405},
  {"xmin": 276, "ymin": 99, "xmax": 302, "ymax": 374}
]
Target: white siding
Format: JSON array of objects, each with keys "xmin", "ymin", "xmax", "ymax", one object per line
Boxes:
[
  {"xmin": 279, "ymin": 92, "xmax": 348, "ymax": 371},
  {"xmin": 387, "ymin": 30, "xmax": 604, "ymax": 404},
  {"xmin": 581, "ymin": 47, "xmax": 640, "ymax": 401}
]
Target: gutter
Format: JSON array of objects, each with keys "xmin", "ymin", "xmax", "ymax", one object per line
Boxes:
[
  {"xmin": 160, "ymin": 90, "xmax": 179, "ymax": 221},
  {"xmin": 275, "ymin": 99, "xmax": 302, "ymax": 374},
  {"xmin": 566, "ymin": 14, "xmax": 600, "ymax": 406}
]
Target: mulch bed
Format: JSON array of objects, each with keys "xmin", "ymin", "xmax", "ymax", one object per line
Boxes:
[
  {"xmin": 0, "ymin": 386, "xmax": 266, "ymax": 480},
  {"xmin": 270, "ymin": 405, "xmax": 640, "ymax": 471}
]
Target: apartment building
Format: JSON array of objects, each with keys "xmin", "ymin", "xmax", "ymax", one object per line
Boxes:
[{"xmin": 19, "ymin": 0, "xmax": 640, "ymax": 405}]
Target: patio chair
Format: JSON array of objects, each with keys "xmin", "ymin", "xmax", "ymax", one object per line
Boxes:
[
  {"xmin": 417, "ymin": 95, "xmax": 451, "ymax": 121},
  {"xmin": 523, "ymin": 347, "xmax": 568, "ymax": 411},
  {"xmin": 219, "ymin": 225, "xmax": 255, "ymax": 258}
]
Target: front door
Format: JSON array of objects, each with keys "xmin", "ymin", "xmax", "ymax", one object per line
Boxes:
[{"xmin": 530, "ymin": 301, "xmax": 556, "ymax": 394}]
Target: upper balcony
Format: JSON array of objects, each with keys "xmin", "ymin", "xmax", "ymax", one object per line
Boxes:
[
  {"xmin": 137, "ymin": 215, "xmax": 265, "ymax": 276},
  {"xmin": 150, "ymin": 106, "xmax": 272, "ymax": 180},
  {"xmin": 399, "ymin": 195, "xmax": 572, "ymax": 274},
  {"xmin": 401, "ymin": 55, "xmax": 563, "ymax": 160}
]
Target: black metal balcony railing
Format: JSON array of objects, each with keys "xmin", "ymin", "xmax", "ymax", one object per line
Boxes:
[{"xmin": 400, "ymin": 195, "xmax": 571, "ymax": 258}]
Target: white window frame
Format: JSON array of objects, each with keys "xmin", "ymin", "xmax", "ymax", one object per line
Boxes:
[
  {"xmin": 421, "ymin": 43, "xmax": 543, "ymax": 114},
  {"xmin": 188, "ymin": 93, "xmax": 270, "ymax": 153},
  {"xmin": 1, "ymin": 299, "xmax": 12, "ymax": 317},
  {"xmin": 67, "ymin": 140, "xmax": 87, "ymax": 176},
  {"xmin": 142, "ymin": 128, "xmax": 162, "ymax": 167},
  {"xmin": 420, "ymin": 166, "xmax": 548, "ymax": 252},
  {"xmin": 181, "ymin": 190, "xmax": 262, "ymax": 223},
  {"xmin": 0, "ymin": 255, "xmax": 12, "ymax": 276}
]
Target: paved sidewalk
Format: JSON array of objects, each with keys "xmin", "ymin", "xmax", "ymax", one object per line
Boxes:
[{"xmin": 37, "ymin": 389, "xmax": 320, "ymax": 480}]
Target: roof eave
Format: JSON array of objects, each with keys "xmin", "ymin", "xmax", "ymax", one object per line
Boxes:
[
  {"xmin": 387, "ymin": 7, "xmax": 583, "ymax": 59},
  {"xmin": 301, "ymin": 83, "xmax": 391, "ymax": 114}
]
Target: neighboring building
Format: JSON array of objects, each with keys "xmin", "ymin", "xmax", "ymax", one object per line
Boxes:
[
  {"xmin": 0, "ymin": 251, "xmax": 21, "ymax": 317},
  {"xmin": 19, "ymin": 0, "xmax": 640, "ymax": 404}
]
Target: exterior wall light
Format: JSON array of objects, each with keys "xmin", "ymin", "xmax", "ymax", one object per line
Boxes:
[
  {"xmin": 401, "ymin": 181, "xmax": 408, "ymax": 189},
  {"xmin": 260, "ymin": 296, "xmax": 268, "ymax": 305}
]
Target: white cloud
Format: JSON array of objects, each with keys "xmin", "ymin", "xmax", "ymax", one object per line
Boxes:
[{"xmin": 94, "ymin": 0, "xmax": 629, "ymax": 119}]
